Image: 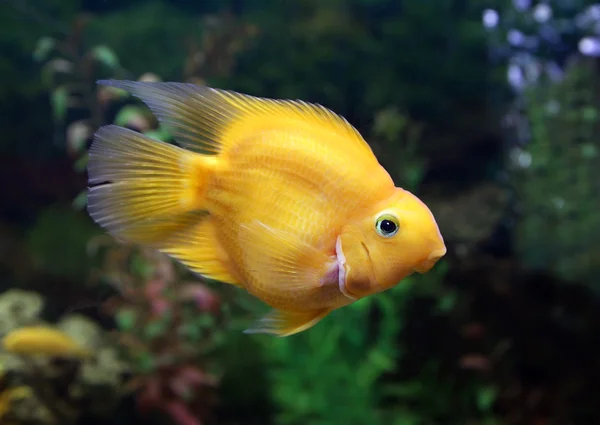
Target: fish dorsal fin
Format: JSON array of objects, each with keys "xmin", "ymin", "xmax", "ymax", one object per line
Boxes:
[{"xmin": 97, "ymin": 80, "xmax": 374, "ymax": 156}]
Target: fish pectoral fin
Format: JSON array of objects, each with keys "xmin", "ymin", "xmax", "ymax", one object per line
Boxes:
[
  {"xmin": 238, "ymin": 220, "xmax": 334, "ymax": 293},
  {"xmin": 243, "ymin": 308, "xmax": 330, "ymax": 337},
  {"xmin": 161, "ymin": 216, "xmax": 241, "ymax": 287}
]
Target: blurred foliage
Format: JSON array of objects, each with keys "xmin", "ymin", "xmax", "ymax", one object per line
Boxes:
[
  {"xmin": 26, "ymin": 205, "xmax": 101, "ymax": 281},
  {"xmin": 84, "ymin": 2, "xmax": 199, "ymax": 81},
  {"xmin": 87, "ymin": 4, "xmax": 259, "ymax": 83},
  {"xmin": 89, "ymin": 237, "xmax": 230, "ymax": 425},
  {"xmin": 512, "ymin": 56, "xmax": 600, "ymax": 287},
  {"xmin": 0, "ymin": 0, "xmax": 78, "ymax": 98},
  {"xmin": 32, "ymin": 14, "xmax": 166, "ymax": 192},
  {"xmin": 0, "ymin": 289, "xmax": 128, "ymax": 425},
  {"xmin": 371, "ymin": 107, "xmax": 426, "ymax": 190},
  {"xmin": 5, "ymin": 0, "xmax": 600, "ymax": 425},
  {"xmin": 32, "ymin": 7, "xmax": 257, "ymax": 210},
  {"xmin": 0, "ymin": 0, "xmax": 81, "ymax": 158},
  {"xmin": 265, "ymin": 285, "xmax": 409, "ymax": 425},
  {"xmin": 5, "ymin": 1, "xmax": 514, "ymax": 424},
  {"xmin": 231, "ymin": 0, "xmax": 503, "ymax": 181},
  {"xmin": 261, "ymin": 261, "xmax": 508, "ymax": 425}
]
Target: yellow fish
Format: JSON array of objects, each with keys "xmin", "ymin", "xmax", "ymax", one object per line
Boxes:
[
  {"xmin": 2, "ymin": 326, "xmax": 90, "ymax": 358},
  {"xmin": 87, "ymin": 80, "xmax": 446, "ymax": 336}
]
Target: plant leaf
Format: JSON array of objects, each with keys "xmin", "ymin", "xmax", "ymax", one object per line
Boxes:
[
  {"xmin": 73, "ymin": 152, "xmax": 89, "ymax": 172},
  {"xmin": 477, "ymin": 385, "xmax": 497, "ymax": 411},
  {"xmin": 92, "ymin": 45, "xmax": 120, "ymax": 69},
  {"xmin": 114, "ymin": 105, "xmax": 147, "ymax": 127},
  {"xmin": 51, "ymin": 87, "xmax": 69, "ymax": 123},
  {"xmin": 115, "ymin": 308, "xmax": 137, "ymax": 331},
  {"xmin": 33, "ymin": 36, "xmax": 56, "ymax": 62},
  {"xmin": 72, "ymin": 191, "xmax": 87, "ymax": 210}
]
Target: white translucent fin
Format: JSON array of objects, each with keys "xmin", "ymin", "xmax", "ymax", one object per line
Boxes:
[
  {"xmin": 87, "ymin": 125, "xmax": 207, "ymax": 247},
  {"xmin": 243, "ymin": 308, "xmax": 330, "ymax": 337}
]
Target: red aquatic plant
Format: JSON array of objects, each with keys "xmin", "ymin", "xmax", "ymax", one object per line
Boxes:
[
  {"xmin": 134, "ymin": 364, "xmax": 218, "ymax": 425},
  {"xmin": 89, "ymin": 237, "xmax": 226, "ymax": 425}
]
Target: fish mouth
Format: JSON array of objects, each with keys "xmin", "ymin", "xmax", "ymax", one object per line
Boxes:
[
  {"xmin": 335, "ymin": 236, "xmax": 358, "ymax": 301},
  {"xmin": 335, "ymin": 235, "xmax": 378, "ymax": 300},
  {"xmin": 414, "ymin": 247, "xmax": 446, "ymax": 274}
]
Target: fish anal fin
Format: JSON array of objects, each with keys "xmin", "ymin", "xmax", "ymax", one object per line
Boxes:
[
  {"xmin": 238, "ymin": 220, "xmax": 335, "ymax": 294},
  {"xmin": 243, "ymin": 308, "xmax": 330, "ymax": 337},
  {"xmin": 162, "ymin": 216, "xmax": 241, "ymax": 287}
]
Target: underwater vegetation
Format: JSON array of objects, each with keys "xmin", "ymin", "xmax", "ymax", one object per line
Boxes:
[
  {"xmin": 1, "ymin": 0, "xmax": 600, "ymax": 425},
  {"xmin": 483, "ymin": 0, "xmax": 600, "ymax": 286},
  {"xmin": 16, "ymin": 9, "xmax": 258, "ymax": 425},
  {"xmin": 92, "ymin": 239, "xmax": 226, "ymax": 425},
  {"xmin": 0, "ymin": 289, "xmax": 127, "ymax": 425},
  {"xmin": 511, "ymin": 56, "xmax": 600, "ymax": 287},
  {"xmin": 19, "ymin": 7, "xmax": 501, "ymax": 424},
  {"xmin": 32, "ymin": 8, "xmax": 258, "ymax": 211}
]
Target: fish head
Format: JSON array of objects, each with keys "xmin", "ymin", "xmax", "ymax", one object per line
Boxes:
[{"xmin": 338, "ymin": 188, "xmax": 446, "ymax": 299}]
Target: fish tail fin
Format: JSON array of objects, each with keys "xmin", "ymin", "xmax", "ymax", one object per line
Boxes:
[{"xmin": 87, "ymin": 125, "xmax": 215, "ymax": 246}]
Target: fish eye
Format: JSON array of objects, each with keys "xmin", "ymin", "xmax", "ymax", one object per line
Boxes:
[{"xmin": 375, "ymin": 214, "xmax": 399, "ymax": 238}]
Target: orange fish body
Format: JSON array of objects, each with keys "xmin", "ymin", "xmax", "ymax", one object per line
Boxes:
[{"xmin": 87, "ymin": 80, "xmax": 446, "ymax": 336}]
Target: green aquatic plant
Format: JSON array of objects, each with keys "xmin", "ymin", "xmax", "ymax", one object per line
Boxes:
[
  {"xmin": 26, "ymin": 205, "xmax": 100, "ymax": 280},
  {"xmin": 512, "ymin": 56, "xmax": 600, "ymax": 287},
  {"xmin": 263, "ymin": 279, "xmax": 415, "ymax": 425},
  {"xmin": 260, "ymin": 263, "xmax": 502, "ymax": 425},
  {"xmin": 33, "ymin": 16, "xmax": 174, "ymax": 211}
]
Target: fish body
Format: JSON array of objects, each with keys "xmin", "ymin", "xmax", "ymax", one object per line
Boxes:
[
  {"xmin": 2, "ymin": 326, "xmax": 90, "ymax": 358},
  {"xmin": 208, "ymin": 115, "xmax": 395, "ymax": 311},
  {"xmin": 87, "ymin": 80, "xmax": 446, "ymax": 336}
]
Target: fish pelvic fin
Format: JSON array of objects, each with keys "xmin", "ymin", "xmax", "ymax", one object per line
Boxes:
[
  {"xmin": 162, "ymin": 216, "xmax": 241, "ymax": 286},
  {"xmin": 87, "ymin": 125, "xmax": 216, "ymax": 247},
  {"xmin": 243, "ymin": 308, "xmax": 330, "ymax": 337},
  {"xmin": 97, "ymin": 79, "xmax": 375, "ymax": 157}
]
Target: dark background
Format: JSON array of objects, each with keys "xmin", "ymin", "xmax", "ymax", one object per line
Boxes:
[{"xmin": 0, "ymin": 1, "xmax": 599, "ymax": 425}]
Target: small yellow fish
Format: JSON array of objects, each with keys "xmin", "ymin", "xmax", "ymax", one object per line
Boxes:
[
  {"xmin": 2, "ymin": 326, "xmax": 90, "ymax": 358},
  {"xmin": 87, "ymin": 80, "xmax": 446, "ymax": 336}
]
